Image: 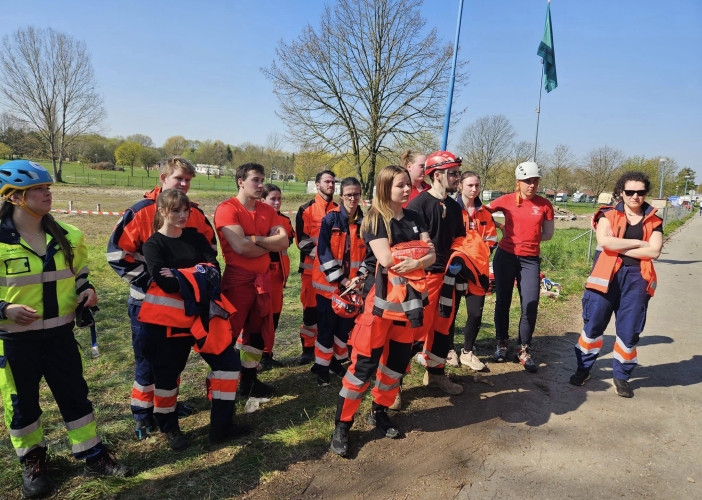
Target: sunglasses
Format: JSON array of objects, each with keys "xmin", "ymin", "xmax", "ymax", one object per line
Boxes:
[{"xmin": 623, "ymin": 190, "xmax": 647, "ymax": 197}]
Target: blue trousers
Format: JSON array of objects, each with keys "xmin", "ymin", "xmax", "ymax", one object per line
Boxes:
[
  {"xmin": 312, "ymin": 295, "xmax": 353, "ymax": 376},
  {"xmin": 129, "ymin": 303, "xmax": 156, "ymax": 422},
  {"xmin": 575, "ymin": 265, "xmax": 650, "ymax": 380}
]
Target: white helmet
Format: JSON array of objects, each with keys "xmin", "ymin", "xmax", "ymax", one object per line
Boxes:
[{"xmin": 515, "ymin": 161, "xmax": 542, "ymax": 180}]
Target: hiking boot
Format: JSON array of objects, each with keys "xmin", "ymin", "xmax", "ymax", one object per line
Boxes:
[
  {"xmin": 388, "ymin": 387, "xmax": 402, "ymax": 411},
  {"xmin": 164, "ymin": 429, "xmax": 190, "ymax": 451},
  {"xmin": 83, "ymin": 451, "xmax": 131, "ymax": 478},
  {"xmin": 209, "ymin": 423, "xmax": 252, "ymax": 444},
  {"xmin": 459, "ymin": 349, "xmax": 486, "ymax": 371},
  {"xmin": 515, "ymin": 344, "xmax": 538, "ymax": 373},
  {"xmin": 493, "ymin": 340, "xmax": 509, "ymax": 362},
  {"xmin": 176, "ymin": 401, "xmax": 195, "ymax": 419},
  {"xmin": 259, "ymin": 353, "xmax": 284, "ymax": 371},
  {"xmin": 423, "ymin": 371, "xmax": 464, "ymax": 395},
  {"xmin": 330, "ymin": 358, "xmax": 347, "ymax": 378},
  {"xmin": 239, "ymin": 368, "xmax": 275, "ymax": 397},
  {"xmin": 613, "ymin": 378, "xmax": 634, "ymax": 398},
  {"xmin": 330, "ymin": 422, "xmax": 351, "ymax": 457},
  {"xmin": 317, "ymin": 372, "xmax": 331, "ymax": 387},
  {"xmin": 134, "ymin": 414, "xmax": 155, "ymax": 440},
  {"xmin": 22, "ymin": 450, "xmax": 52, "ymax": 499},
  {"xmin": 445, "ymin": 349, "xmax": 460, "ymax": 367},
  {"xmin": 298, "ymin": 346, "xmax": 315, "ymax": 365},
  {"xmin": 569, "ymin": 369, "xmax": 591, "ymax": 386},
  {"xmin": 368, "ymin": 404, "xmax": 400, "ymax": 438}
]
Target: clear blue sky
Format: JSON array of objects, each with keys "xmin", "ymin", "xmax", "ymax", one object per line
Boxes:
[{"xmin": 2, "ymin": 0, "xmax": 701, "ymax": 177}]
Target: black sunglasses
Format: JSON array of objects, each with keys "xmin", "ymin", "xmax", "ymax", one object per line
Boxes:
[{"xmin": 623, "ymin": 189, "xmax": 647, "ymax": 197}]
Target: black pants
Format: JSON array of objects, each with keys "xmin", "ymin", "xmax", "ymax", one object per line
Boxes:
[
  {"xmin": 493, "ymin": 247, "xmax": 541, "ymax": 345},
  {"xmin": 143, "ymin": 324, "xmax": 240, "ymax": 434},
  {"xmin": 449, "ymin": 293, "xmax": 487, "ymax": 352}
]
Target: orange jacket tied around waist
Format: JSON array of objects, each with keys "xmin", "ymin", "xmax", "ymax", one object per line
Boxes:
[{"xmin": 586, "ymin": 203, "xmax": 661, "ymax": 297}]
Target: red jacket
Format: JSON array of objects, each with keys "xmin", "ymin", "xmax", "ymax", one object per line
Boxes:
[{"xmin": 296, "ymin": 193, "xmax": 337, "ymax": 274}]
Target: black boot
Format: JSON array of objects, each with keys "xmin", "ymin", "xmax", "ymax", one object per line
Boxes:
[
  {"xmin": 239, "ymin": 367, "xmax": 275, "ymax": 397},
  {"xmin": 367, "ymin": 403, "xmax": 400, "ymax": 439},
  {"xmin": 311, "ymin": 363, "xmax": 330, "ymax": 386},
  {"xmin": 299, "ymin": 346, "xmax": 315, "ymax": 365},
  {"xmin": 329, "ymin": 357, "xmax": 347, "ymax": 378},
  {"xmin": 134, "ymin": 414, "xmax": 155, "ymax": 440},
  {"xmin": 209, "ymin": 421, "xmax": 252, "ymax": 444},
  {"xmin": 259, "ymin": 352, "xmax": 283, "ymax": 371},
  {"xmin": 613, "ymin": 378, "xmax": 634, "ymax": 398},
  {"xmin": 330, "ymin": 421, "xmax": 351, "ymax": 457},
  {"xmin": 22, "ymin": 449, "xmax": 52, "ymax": 499},
  {"xmin": 83, "ymin": 450, "xmax": 131, "ymax": 477},
  {"xmin": 164, "ymin": 428, "xmax": 190, "ymax": 451}
]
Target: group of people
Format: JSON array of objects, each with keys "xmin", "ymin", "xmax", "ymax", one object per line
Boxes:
[{"xmin": 0, "ymin": 150, "xmax": 663, "ymax": 495}]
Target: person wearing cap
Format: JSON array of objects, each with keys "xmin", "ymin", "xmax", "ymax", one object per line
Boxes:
[
  {"xmin": 406, "ymin": 150, "xmax": 466, "ymax": 396},
  {"xmin": 400, "ymin": 149, "xmax": 429, "ymax": 207},
  {"xmin": 486, "ymin": 162, "xmax": 554, "ymax": 372},
  {"xmin": 0, "ymin": 160, "xmax": 130, "ymax": 498}
]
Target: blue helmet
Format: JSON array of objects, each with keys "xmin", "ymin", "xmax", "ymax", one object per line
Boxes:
[{"xmin": 0, "ymin": 160, "xmax": 54, "ymax": 197}]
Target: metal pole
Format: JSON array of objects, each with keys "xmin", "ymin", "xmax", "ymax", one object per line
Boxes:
[
  {"xmin": 534, "ymin": 60, "xmax": 545, "ymax": 161},
  {"xmin": 658, "ymin": 159, "xmax": 666, "ymax": 198},
  {"xmin": 441, "ymin": 0, "xmax": 465, "ymax": 150},
  {"xmin": 587, "ymin": 228, "xmax": 594, "ymax": 264},
  {"xmin": 683, "ymin": 176, "xmax": 690, "ymax": 200}
]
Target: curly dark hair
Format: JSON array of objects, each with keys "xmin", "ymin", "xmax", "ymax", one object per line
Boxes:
[{"xmin": 613, "ymin": 171, "xmax": 651, "ymax": 201}]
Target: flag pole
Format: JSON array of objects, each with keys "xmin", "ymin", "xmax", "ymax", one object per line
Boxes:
[
  {"xmin": 441, "ymin": 0, "xmax": 465, "ymax": 150},
  {"xmin": 534, "ymin": 59, "xmax": 544, "ymax": 161}
]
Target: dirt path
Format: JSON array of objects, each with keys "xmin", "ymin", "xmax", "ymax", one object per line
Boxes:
[{"xmin": 247, "ymin": 217, "xmax": 702, "ymax": 500}]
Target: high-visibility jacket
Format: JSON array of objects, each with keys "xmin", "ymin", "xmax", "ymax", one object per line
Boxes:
[
  {"xmin": 296, "ymin": 193, "xmax": 337, "ymax": 275},
  {"xmin": 270, "ymin": 212, "xmax": 294, "ymax": 287},
  {"xmin": 0, "ymin": 216, "xmax": 92, "ymax": 337},
  {"xmin": 456, "ymin": 196, "xmax": 498, "ymax": 250},
  {"xmin": 438, "ymin": 234, "xmax": 491, "ymax": 318},
  {"xmin": 107, "ymin": 186, "xmax": 216, "ymax": 302},
  {"xmin": 138, "ymin": 264, "xmax": 235, "ymax": 354},
  {"xmin": 369, "ymin": 243, "xmax": 428, "ymax": 328},
  {"xmin": 586, "ymin": 203, "xmax": 661, "ymax": 297},
  {"xmin": 312, "ymin": 205, "xmax": 366, "ymax": 298}
]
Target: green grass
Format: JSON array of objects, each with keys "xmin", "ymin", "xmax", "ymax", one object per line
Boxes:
[
  {"xmin": 663, "ymin": 210, "xmax": 695, "ymax": 235},
  {"xmin": 0, "ymin": 206, "xmax": 595, "ymax": 498}
]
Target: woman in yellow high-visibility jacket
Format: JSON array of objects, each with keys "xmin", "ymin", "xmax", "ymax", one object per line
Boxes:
[{"xmin": 0, "ymin": 160, "xmax": 129, "ymax": 499}]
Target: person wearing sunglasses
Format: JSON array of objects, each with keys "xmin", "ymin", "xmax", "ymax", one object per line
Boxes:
[
  {"xmin": 406, "ymin": 150, "xmax": 466, "ymax": 396},
  {"xmin": 486, "ymin": 162, "xmax": 554, "ymax": 372},
  {"xmin": 570, "ymin": 171, "xmax": 663, "ymax": 398}
]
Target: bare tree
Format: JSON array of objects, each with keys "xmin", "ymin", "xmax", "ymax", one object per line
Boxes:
[
  {"xmin": 162, "ymin": 135, "xmax": 188, "ymax": 156},
  {"xmin": 577, "ymin": 145, "xmax": 625, "ymax": 204},
  {"xmin": 543, "ymin": 143, "xmax": 574, "ymax": 191},
  {"xmin": 457, "ymin": 114, "xmax": 515, "ymax": 190},
  {"xmin": 0, "ymin": 27, "xmax": 105, "ymax": 182},
  {"xmin": 127, "ymin": 133, "xmax": 154, "ymax": 148},
  {"xmin": 512, "ymin": 140, "xmax": 540, "ymax": 168},
  {"xmin": 262, "ymin": 0, "xmax": 465, "ymax": 197}
]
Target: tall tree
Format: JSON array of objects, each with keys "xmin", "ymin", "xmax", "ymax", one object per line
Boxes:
[
  {"xmin": 457, "ymin": 114, "xmax": 515, "ymax": 190},
  {"xmin": 126, "ymin": 133, "xmax": 154, "ymax": 148},
  {"xmin": 263, "ymin": 0, "xmax": 465, "ymax": 197},
  {"xmin": 543, "ymin": 143, "xmax": 574, "ymax": 191},
  {"xmin": 140, "ymin": 147, "xmax": 162, "ymax": 177},
  {"xmin": 115, "ymin": 141, "xmax": 144, "ymax": 175},
  {"xmin": 577, "ymin": 146, "xmax": 625, "ymax": 204},
  {"xmin": 162, "ymin": 135, "xmax": 188, "ymax": 156},
  {"xmin": 0, "ymin": 142, "xmax": 11, "ymax": 159},
  {"xmin": 0, "ymin": 27, "xmax": 105, "ymax": 182}
]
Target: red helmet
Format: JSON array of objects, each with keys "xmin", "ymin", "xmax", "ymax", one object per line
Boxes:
[
  {"xmin": 331, "ymin": 288, "xmax": 364, "ymax": 318},
  {"xmin": 424, "ymin": 150, "xmax": 462, "ymax": 178}
]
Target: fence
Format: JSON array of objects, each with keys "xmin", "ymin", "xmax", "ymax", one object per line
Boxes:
[{"xmin": 660, "ymin": 204, "xmax": 691, "ymax": 228}]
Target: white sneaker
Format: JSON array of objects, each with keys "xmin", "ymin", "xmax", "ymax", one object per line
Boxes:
[
  {"xmin": 459, "ymin": 349, "xmax": 486, "ymax": 371},
  {"xmin": 445, "ymin": 349, "xmax": 460, "ymax": 367}
]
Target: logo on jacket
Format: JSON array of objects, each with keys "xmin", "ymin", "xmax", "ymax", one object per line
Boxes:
[
  {"xmin": 196, "ymin": 264, "xmax": 206, "ymax": 273},
  {"xmin": 532, "ymin": 206, "xmax": 541, "ymax": 215}
]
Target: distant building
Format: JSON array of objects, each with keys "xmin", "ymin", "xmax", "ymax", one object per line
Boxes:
[
  {"xmin": 195, "ymin": 164, "xmax": 221, "ymax": 176},
  {"xmin": 270, "ymin": 167, "xmax": 296, "ymax": 181}
]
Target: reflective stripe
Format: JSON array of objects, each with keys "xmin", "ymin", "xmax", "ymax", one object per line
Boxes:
[
  {"xmin": 210, "ymin": 391, "xmax": 237, "ymax": 400},
  {"xmin": 650, "ymin": 281, "xmax": 657, "ymax": 290},
  {"xmin": 320, "ymin": 259, "xmax": 342, "ymax": 271},
  {"xmin": 595, "ymin": 245, "xmax": 603, "ymax": 252},
  {"xmin": 315, "ymin": 341, "xmax": 333, "ymax": 354},
  {"xmin": 333, "ymin": 336, "xmax": 347, "ymax": 349},
  {"xmin": 343, "ymin": 370, "xmax": 366, "ymax": 389},
  {"xmin": 106, "ymin": 250, "xmax": 129, "ymax": 262},
  {"xmin": 71, "ymin": 436, "xmax": 102, "ymax": 453},
  {"xmin": 0, "ymin": 268, "xmax": 75, "ymax": 287},
  {"xmin": 579, "ymin": 331, "xmax": 603, "ymax": 345},
  {"xmin": 8, "ymin": 419, "xmax": 41, "ymax": 438},
  {"xmin": 208, "ymin": 370, "xmax": 239, "ymax": 381},
  {"xmin": 300, "ymin": 263, "xmax": 314, "ymax": 270},
  {"xmin": 315, "ymin": 356, "xmax": 331, "ymax": 366},
  {"xmin": 281, "ymin": 249, "xmax": 288, "ymax": 256},
  {"xmin": 125, "ymin": 265, "xmax": 145, "ymax": 278},
  {"xmin": 130, "ymin": 288, "xmax": 146, "ymax": 300},
  {"xmin": 239, "ymin": 345, "xmax": 263, "ymax": 355},
  {"xmin": 130, "ymin": 398, "xmax": 154, "ymax": 408},
  {"xmin": 299, "ymin": 238, "xmax": 315, "ymax": 247},
  {"xmin": 422, "ymin": 349, "xmax": 444, "ymax": 367},
  {"xmin": 142, "ymin": 294, "xmax": 185, "ymax": 310},
  {"xmin": 15, "ymin": 441, "xmax": 46, "ymax": 458},
  {"xmin": 485, "ymin": 236, "xmax": 498, "ymax": 242},
  {"xmin": 389, "ymin": 276, "xmax": 408, "ymax": 285},
  {"xmin": 75, "ymin": 277, "xmax": 88, "ymax": 290},
  {"xmin": 65, "ymin": 413, "xmax": 95, "ymax": 432},
  {"xmin": 3, "ymin": 313, "xmax": 75, "ymax": 333},
  {"xmin": 327, "ymin": 269, "xmax": 344, "ymax": 281},
  {"xmin": 374, "ymin": 296, "xmax": 424, "ymax": 313},
  {"xmin": 300, "ymin": 327, "xmax": 317, "ymax": 338},
  {"xmin": 132, "ymin": 381, "xmax": 155, "ymax": 393},
  {"xmin": 439, "ymin": 297, "xmax": 453, "ymax": 306},
  {"xmin": 339, "ymin": 387, "xmax": 364, "ymax": 400},
  {"xmin": 155, "ymin": 388, "xmax": 178, "ymax": 398},
  {"xmin": 350, "ymin": 261, "xmax": 363, "ymax": 267},
  {"xmin": 374, "ymin": 379, "xmax": 400, "ymax": 392},
  {"xmin": 455, "ymin": 283, "xmax": 467, "ymax": 291},
  {"xmin": 586, "ymin": 276, "xmax": 610, "ymax": 287},
  {"xmin": 153, "ymin": 405, "xmax": 177, "ymax": 414},
  {"xmin": 443, "ymin": 276, "xmax": 456, "ymax": 286},
  {"xmin": 313, "ymin": 281, "xmax": 338, "ymax": 293},
  {"xmin": 377, "ymin": 363, "xmax": 403, "ymax": 380}
]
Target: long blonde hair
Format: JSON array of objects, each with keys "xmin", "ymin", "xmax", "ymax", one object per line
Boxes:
[{"xmin": 361, "ymin": 165, "xmax": 409, "ymax": 245}]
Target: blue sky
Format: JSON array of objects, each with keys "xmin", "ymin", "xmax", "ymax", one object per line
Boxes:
[{"xmin": 2, "ymin": 0, "xmax": 701, "ymax": 177}]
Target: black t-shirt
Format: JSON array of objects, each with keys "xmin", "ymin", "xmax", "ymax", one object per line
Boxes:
[
  {"xmin": 142, "ymin": 228, "xmax": 219, "ymax": 293},
  {"xmin": 362, "ymin": 209, "xmax": 427, "ymax": 280},
  {"xmin": 620, "ymin": 219, "xmax": 663, "ymax": 267},
  {"xmin": 406, "ymin": 191, "xmax": 466, "ymax": 273}
]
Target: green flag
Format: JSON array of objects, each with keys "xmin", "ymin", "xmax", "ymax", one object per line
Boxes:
[{"xmin": 537, "ymin": 1, "xmax": 557, "ymax": 92}]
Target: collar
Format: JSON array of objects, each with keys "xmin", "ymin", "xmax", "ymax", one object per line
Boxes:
[
  {"xmin": 315, "ymin": 192, "xmax": 336, "ymax": 209},
  {"xmin": 0, "ymin": 215, "xmax": 68, "ymax": 245},
  {"xmin": 614, "ymin": 201, "xmax": 657, "ymax": 219},
  {"xmin": 456, "ymin": 196, "xmax": 483, "ymax": 212}
]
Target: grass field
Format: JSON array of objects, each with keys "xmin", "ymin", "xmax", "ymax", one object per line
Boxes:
[{"xmin": 0, "ymin": 185, "xmax": 600, "ymax": 499}]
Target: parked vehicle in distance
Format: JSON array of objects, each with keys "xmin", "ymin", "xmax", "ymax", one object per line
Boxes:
[{"xmin": 555, "ymin": 193, "xmax": 568, "ymax": 203}]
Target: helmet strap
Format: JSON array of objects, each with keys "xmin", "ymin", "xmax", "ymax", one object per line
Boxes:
[
  {"xmin": 515, "ymin": 181, "xmax": 523, "ymax": 207},
  {"xmin": 8, "ymin": 190, "xmax": 45, "ymax": 219}
]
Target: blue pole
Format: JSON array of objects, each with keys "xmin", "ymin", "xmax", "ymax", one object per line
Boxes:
[{"xmin": 441, "ymin": 0, "xmax": 465, "ymax": 150}]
